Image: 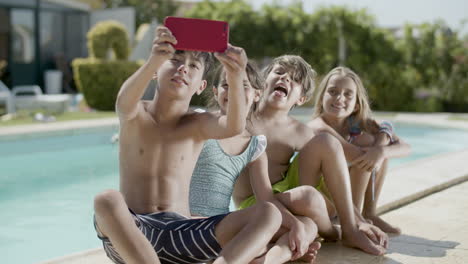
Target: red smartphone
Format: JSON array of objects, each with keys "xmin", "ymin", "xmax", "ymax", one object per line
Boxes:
[{"xmin": 164, "ymin": 16, "xmax": 229, "ymax": 53}]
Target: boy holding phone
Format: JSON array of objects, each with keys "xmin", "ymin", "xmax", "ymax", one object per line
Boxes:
[{"xmin": 93, "ymin": 24, "xmax": 282, "ymax": 264}]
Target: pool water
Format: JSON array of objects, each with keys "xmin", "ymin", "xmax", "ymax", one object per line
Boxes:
[
  {"xmin": 0, "ymin": 128, "xmax": 119, "ymax": 264},
  {"xmin": 1, "ymin": 123, "xmax": 468, "ymax": 264},
  {"xmin": 390, "ymin": 122, "xmax": 468, "ymax": 166}
]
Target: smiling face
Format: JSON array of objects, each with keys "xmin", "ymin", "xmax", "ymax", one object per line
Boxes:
[
  {"xmin": 156, "ymin": 51, "xmax": 208, "ymax": 99},
  {"xmin": 322, "ymin": 74, "xmax": 358, "ymax": 119},
  {"xmin": 213, "ymin": 70, "xmax": 260, "ymax": 115},
  {"xmin": 262, "ymin": 64, "xmax": 306, "ymax": 110}
]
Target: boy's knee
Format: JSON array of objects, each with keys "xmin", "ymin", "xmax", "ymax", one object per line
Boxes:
[
  {"xmin": 94, "ymin": 189, "xmax": 125, "ymax": 216},
  {"xmin": 306, "ymin": 133, "xmax": 341, "ymax": 153},
  {"xmin": 298, "ymin": 186, "xmax": 327, "ymax": 212},
  {"xmin": 256, "ymin": 201, "xmax": 282, "ymax": 227}
]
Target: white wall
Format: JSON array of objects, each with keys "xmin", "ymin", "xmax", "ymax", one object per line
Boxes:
[
  {"xmin": 90, "ymin": 7, "xmax": 135, "ymax": 44},
  {"xmin": 130, "ymin": 20, "xmax": 159, "ymax": 61}
]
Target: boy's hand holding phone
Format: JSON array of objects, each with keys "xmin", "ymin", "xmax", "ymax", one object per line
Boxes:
[
  {"xmin": 164, "ymin": 17, "xmax": 229, "ymax": 53},
  {"xmin": 215, "ymin": 45, "xmax": 248, "ymax": 88},
  {"xmin": 149, "ymin": 26, "xmax": 177, "ymax": 67}
]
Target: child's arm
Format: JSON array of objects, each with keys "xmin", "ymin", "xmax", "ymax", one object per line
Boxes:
[
  {"xmin": 197, "ymin": 45, "xmax": 249, "ymax": 139},
  {"xmin": 351, "ymin": 133, "xmax": 411, "ymax": 172},
  {"xmin": 248, "ymin": 153, "xmax": 309, "ymax": 260},
  {"xmin": 115, "ymin": 26, "xmax": 176, "ymax": 121}
]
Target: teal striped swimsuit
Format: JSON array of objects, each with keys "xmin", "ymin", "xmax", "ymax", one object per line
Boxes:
[{"xmin": 190, "ymin": 136, "xmax": 263, "ymax": 217}]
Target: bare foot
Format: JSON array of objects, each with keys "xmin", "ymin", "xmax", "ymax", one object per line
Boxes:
[
  {"xmin": 297, "ymin": 242, "xmax": 321, "ymax": 263},
  {"xmin": 342, "ymin": 227, "xmax": 386, "ymax": 255},
  {"xmin": 322, "ymin": 224, "xmax": 341, "ymax": 242},
  {"xmin": 366, "ymin": 215, "xmax": 401, "ymax": 234}
]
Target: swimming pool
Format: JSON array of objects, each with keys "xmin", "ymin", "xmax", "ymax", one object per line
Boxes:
[{"xmin": 1, "ymin": 123, "xmax": 468, "ymax": 264}]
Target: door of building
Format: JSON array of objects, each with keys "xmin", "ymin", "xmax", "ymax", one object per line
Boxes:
[{"xmin": 10, "ymin": 8, "xmax": 38, "ymax": 86}]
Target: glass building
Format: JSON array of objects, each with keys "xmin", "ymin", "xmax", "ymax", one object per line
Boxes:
[{"xmin": 0, "ymin": 0, "xmax": 89, "ymax": 92}]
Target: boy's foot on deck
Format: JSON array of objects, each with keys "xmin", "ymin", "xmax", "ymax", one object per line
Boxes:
[
  {"xmin": 342, "ymin": 227, "xmax": 386, "ymax": 255},
  {"xmin": 297, "ymin": 241, "xmax": 321, "ymax": 263},
  {"xmin": 365, "ymin": 215, "xmax": 401, "ymax": 234}
]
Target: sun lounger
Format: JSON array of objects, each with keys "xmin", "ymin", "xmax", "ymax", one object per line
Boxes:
[{"xmin": 12, "ymin": 85, "xmax": 71, "ymax": 113}]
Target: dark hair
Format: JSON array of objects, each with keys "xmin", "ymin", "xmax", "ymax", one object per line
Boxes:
[{"xmin": 175, "ymin": 50, "xmax": 214, "ymax": 80}]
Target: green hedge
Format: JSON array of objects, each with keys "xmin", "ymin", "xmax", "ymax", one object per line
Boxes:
[
  {"xmin": 87, "ymin": 20, "xmax": 130, "ymax": 60},
  {"xmin": 72, "ymin": 58, "xmax": 142, "ymax": 110}
]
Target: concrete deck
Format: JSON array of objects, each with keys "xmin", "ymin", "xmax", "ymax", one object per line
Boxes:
[
  {"xmin": 37, "ymin": 151, "xmax": 468, "ymax": 264},
  {"xmin": 8, "ymin": 111, "xmax": 465, "ymax": 264}
]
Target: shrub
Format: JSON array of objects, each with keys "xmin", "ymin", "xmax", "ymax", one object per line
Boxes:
[
  {"xmin": 72, "ymin": 58, "xmax": 142, "ymax": 110},
  {"xmin": 73, "ymin": 20, "xmax": 141, "ymax": 111},
  {"xmin": 87, "ymin": 20, "xmax": 130, "ymax": 60}
]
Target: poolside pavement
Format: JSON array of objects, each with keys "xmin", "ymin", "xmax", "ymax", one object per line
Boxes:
[{"xmin": 24, "ymin": 111, "xmax": 468, "ymax": 264}]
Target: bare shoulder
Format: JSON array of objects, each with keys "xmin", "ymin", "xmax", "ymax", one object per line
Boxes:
[
  {"xmin": 288, "ymin": 117, "xmax": 315, "ymax": 146},
  {"xmin": 118, "ymin": 100, "xmax": 147, "ymax": 124},
  {"xmin": 306, "ymin": 116, "xmax": 324, "ymax": 128}
]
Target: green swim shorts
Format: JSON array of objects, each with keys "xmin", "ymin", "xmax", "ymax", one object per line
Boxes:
[{"xmin": 238, "ymin": 154, "xmax": 325, "ymax": 209}]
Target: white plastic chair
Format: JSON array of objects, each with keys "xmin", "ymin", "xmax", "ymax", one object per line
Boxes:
[{"xmin": 12, "ymin": 85, "xmax": 71, "ymax": 113}]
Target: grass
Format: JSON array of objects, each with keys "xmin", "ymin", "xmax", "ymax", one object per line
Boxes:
[
  {"xmin": 0, "ymin": 109, "xmax": 117, "ymax": 127},
  {"xmin": 449, "ymin": 115, "xmax": 468, "ymax": 121}
]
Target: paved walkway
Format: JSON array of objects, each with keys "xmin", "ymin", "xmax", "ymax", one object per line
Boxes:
[
  {"xmin": 311, "ymin": 180, "xmax": 468, "ymax": 264},
  {"xmin": 39, "ymin": 152, "xmax": 468, "ymax": 264}
]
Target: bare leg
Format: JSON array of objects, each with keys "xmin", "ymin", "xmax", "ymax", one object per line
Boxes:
[
  {"xmin": 298, "ymin": 134, "xmax": 386, "ymax": 255},
  {"xmin": 275, "ymin": 186, "xmax": 340, "ymax": 240},
  {"xmin": 349, "ymin": 165, "xmax": 372, "ymax": 212},
  {"xmin": 213, "ymin": 201, "xmax": 282, "ymax": 264},
  {"xmin": 348, "ymin": 132, "xmax": 374, "ymax": 212},
  {"xmin": 94, "ymin": 189, "xmax": 161, "ymax": 264},
  {"xmin": 362, "ymin": 160, "xmax": 401, "ymax": 234},
  {"xmin": 250, "ymin": 216, "xmax": 319, "ymax": 264}
]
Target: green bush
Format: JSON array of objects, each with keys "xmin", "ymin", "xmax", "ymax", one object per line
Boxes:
[
  {"xmin": 87, "ymin": 20, "xmax": 130, "ymax": 60},
  {"xmin": 72, "ymin": 58, "xmax": 142, "ymax": 110}
]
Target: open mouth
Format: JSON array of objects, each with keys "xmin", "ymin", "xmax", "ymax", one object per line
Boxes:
[{"xmin": 273, "ymin": 86, "xmax": 288, "ymax": 97}]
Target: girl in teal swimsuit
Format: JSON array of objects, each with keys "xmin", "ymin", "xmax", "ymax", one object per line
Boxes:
[
  {"xmin": 190, "ymin": 62, "xmax": 322, "ymax": 263},
  {"xmin": 307, "ymin": 66, "xmax": 411, "ymax": 234}
]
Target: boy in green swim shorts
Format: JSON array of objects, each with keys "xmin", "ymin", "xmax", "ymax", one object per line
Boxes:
[{"xmin": 233, "ymin": 55, "xmax": 388, "ymax": 256}]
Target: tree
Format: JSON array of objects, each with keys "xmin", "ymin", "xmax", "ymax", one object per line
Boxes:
[{"xmin": 103, "ymin": 0, "xmax": 179, "ymax": 27}]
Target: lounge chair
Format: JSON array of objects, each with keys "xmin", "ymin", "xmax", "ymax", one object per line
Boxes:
[{"xmin": 12, "ymin": 85, "xmax": 71, "ymax": 114}]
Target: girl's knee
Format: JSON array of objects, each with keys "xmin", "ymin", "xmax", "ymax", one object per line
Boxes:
[
  {"xmin": 94, "ymin": 189, "xmax": 125, "ymax": 216},
  {"xmin": 353, "ymin": 132, "xmax": 375, "ymax": 147}
]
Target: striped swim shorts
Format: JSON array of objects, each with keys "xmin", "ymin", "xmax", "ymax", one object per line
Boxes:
[{"xmin": 94, "ymin": 211, "xmax": 228, "ymax": 264}]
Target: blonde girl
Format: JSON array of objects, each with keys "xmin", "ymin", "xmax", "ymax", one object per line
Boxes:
[{"xmin": 308, "ymin": 66, "xmax": 411, "ymax": 234}]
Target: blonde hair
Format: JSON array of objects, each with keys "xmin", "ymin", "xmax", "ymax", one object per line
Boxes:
[
  {"xmin": 313, "ymin": 66, "xmax": 377, "ymax": 132},
  {"xmin": 263, "ymin": 55, "xmax": 317, "ymax": 103}
]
